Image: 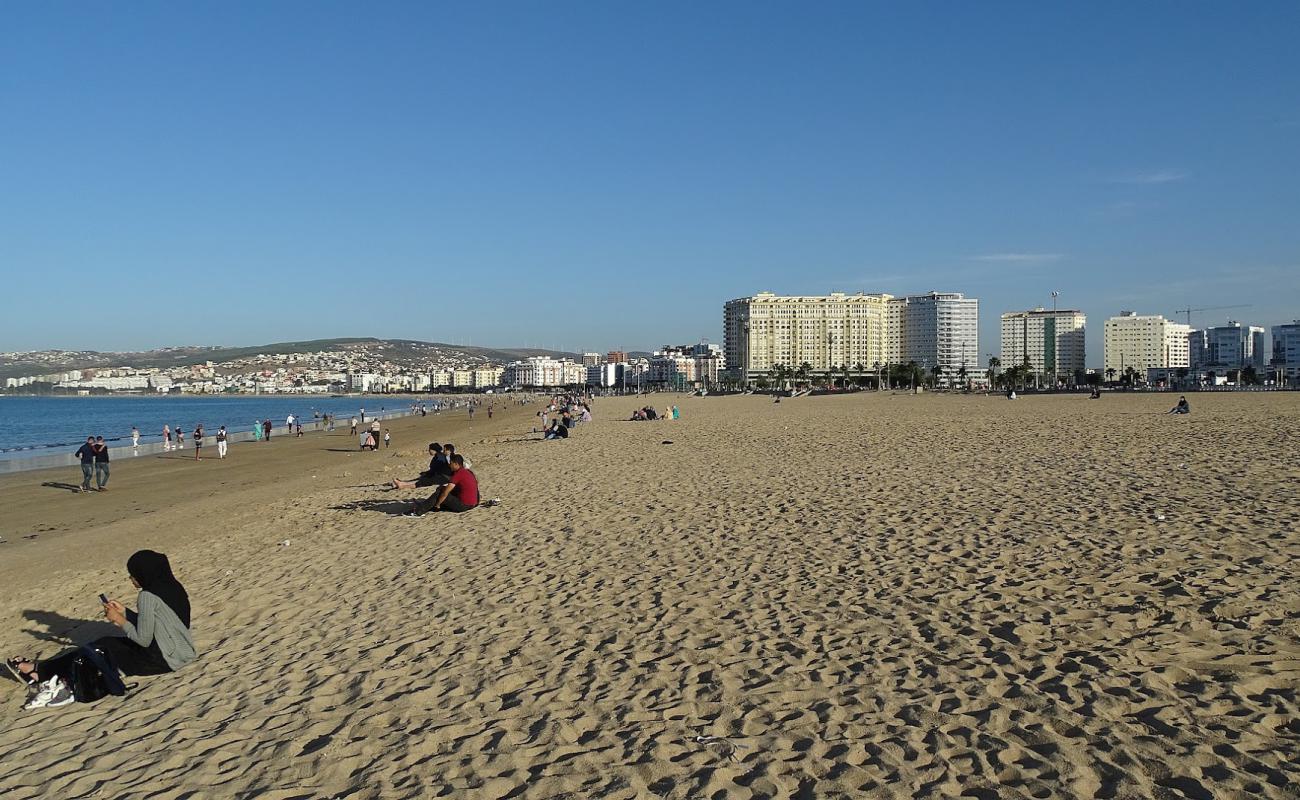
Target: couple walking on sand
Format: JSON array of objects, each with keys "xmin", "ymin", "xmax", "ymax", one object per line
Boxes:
[{"xmin": 74, "ymin": 436, "xmax": 110, "ymax": 492}]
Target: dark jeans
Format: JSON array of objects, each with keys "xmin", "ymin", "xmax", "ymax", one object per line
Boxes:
[
  {"xmin": 95, "ymin": 462, "xmax": 110, "ymax": 488},
  {"xmin": 80, "ymin": 463, "xmax": 93, "ymax": 490},
  {"xmin": 93, "ymin": 635, "xmax": 171, "ymax": 676},
  {"xmin": 412, "ymin": 493, "xmax": 475, "ymax": 515}
]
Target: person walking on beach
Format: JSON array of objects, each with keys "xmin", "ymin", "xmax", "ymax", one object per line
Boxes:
[
  {"xmin": 175, "ymin": 426, "xmax": 185, "ymax": 450},
  {"xmin": 350, "ymin": 416, "xmax": 358, "ymax": 436},
  {"xmin": 216, "ymin": 426, "xmax": 228, "ymax": 459},
  {"xmin": 163, "ymin": 424, "xmax": 171, "ymax": 452},
  {"xmin": 286, "ymin": 413, "xmax": 294, "ymax": 431},
  {"xmin": 252, "ymin": 420, "xmax": 262, "ymax": 441},
  {"xmin": 75, "ymin": 436, "xmax": 95, "ymax": 492},
  {"xmin": 193, "ymin": 425, "xmax": 204, "ymax": 461},
  {"xmin": 262, "ymin": 419, "xmax": 272, "ymax": 441},
  {"xmin": 369, "ymin": 419, "xmax": 381, "ymax": 450},
  {"xmin": 92, "ymin": 436, "xmax": 110, "ymax": 491},
  {"xmin": 131, "ymin": 427, "xmax": 140, "ymax": 449}
]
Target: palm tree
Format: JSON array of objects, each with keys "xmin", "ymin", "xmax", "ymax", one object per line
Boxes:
[
  {"xmin": 957, "ymin": 365, "xmax": 968, "ymax": 390},
  {"xmin": 930, "ymin": 364, "xmax": 944, "ymax": 388},
  {"xmin": 987, "ymin": 356, "xmax": 1001, "ymax": 389},
  {"xmin": 854, "ymin": 363, "xmax": 865, "ymax": 389},
  {"xmin": 1105, "ymin": 367, "xmax": 1117, "ymax": 385},
  {"xmin": 798, "ymin": 362, "xmax": 812, "ymax": 389}
]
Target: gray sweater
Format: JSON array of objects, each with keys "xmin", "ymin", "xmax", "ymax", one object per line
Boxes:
[{"xmin": 122, "ymin": 590, "xmax": 197, "ymax": 671}]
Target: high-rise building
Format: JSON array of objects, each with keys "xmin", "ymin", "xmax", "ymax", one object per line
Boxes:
[
  {"xmin": 1000, "ymin": 308, "xmax": 1087, "ymax": 382},
  {"xmin": 722, "ymin": 290, "xmax": 978, "ymax": 386},
  {"xmin": 888, "ymin": 292, "xmax": 980, "ymax": 385},
  {"xmin": 606, "ymin": 351, "xmax": 628, "ymax": 364},
  {"xmin": 1103, "ymin": 312, "xmax": 1190, "ymax": 378},
  {"xmin": 1191, "ymin": 322, "xmax": 1266, "ymax": 371},
  {"xmin": 1270, "ymin": 321, "xmax": 1300, "ymax": 386},
  {"xmin": 723, "ymin": 291, "xmax": 893, "ymax": 383}
]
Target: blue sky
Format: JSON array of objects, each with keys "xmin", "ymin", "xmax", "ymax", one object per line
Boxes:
[{"xmin": 3, "ymin": 2, "xmax": 1297, "ymax": 365}]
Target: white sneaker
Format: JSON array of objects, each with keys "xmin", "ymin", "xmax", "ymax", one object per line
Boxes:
[{"xmin": 24, "ymin": 676, "xmax": 74, "ymax": 710}]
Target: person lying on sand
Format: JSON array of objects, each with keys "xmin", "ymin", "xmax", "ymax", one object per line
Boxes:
[
  {"xmin": 9, "ymin": 550, "xmax": 197, "ymax": 710},
  {"xmin": 391, "ymin": 443, "xmax": 451, "ymax": 489},
  {"xmin": 406, "ymin": 454, "xmax": 478, "ymax": 516}
]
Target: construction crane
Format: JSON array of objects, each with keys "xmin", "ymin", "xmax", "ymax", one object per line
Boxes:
[{"xmin": 1170, "ymin": 304, "xmax": 1252, "ymax": 327}]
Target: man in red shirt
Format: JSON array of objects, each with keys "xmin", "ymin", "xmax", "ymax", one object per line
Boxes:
[{"xmin": 407, "ymin": 454, "xmax": 478, "ymax": 516}]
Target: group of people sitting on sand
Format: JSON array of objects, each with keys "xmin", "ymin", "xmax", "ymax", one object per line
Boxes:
[
  {"xmin": 388, "ymin": 442, "xmax": 480, "ymax": 515},
  {"xmin": 629, "ymin": 404, "xmax": 678, "ymax": 421},
  {"xmin": 537, "ymin": 394, "xmax": 593, "ymax": 441},
  {"xmin": 8, "ymin": 550, "xmax": 196, "ymax": 712}
]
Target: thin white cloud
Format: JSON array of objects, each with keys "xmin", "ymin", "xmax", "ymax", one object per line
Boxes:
[
  {"xmin": 1108, "ymin": 169, "xmax": 1190, "ymax": 185},
  {"xmin": 969, "ymin": 253, "xmax": 1064, "ymax": 264}
]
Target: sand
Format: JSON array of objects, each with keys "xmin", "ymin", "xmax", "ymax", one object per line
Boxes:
[{"xmin": 0, "ymin": 392, "xmax": 1297, "ymax": 799}]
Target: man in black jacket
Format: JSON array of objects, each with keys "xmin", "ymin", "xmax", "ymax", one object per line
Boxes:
[
  {"xmin": 74, "ymin": 436, "xmax": 95, "ymax": 493},
  {"xmin": 390, "ymin": 443, "xmax": 452, "ymax": 490}
]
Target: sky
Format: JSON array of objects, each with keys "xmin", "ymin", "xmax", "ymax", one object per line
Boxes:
[{"xmin": 2, "ymin": 2, "xmax": 1298, "ymax": 365}]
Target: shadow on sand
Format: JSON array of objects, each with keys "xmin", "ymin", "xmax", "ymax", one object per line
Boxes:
[
  {"xmin": 40, "ymin": 481, "xmax": 85, "ymax": 493},
  {"xmin": 330, "ymin": 499, "xmax": 414, "ymax": 516},
  {"xmin": 20, "ymin": 609, "xmax": 121, "ymax": 647}
]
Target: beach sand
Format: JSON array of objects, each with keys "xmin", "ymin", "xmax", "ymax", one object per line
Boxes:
[{"xmin": 0, "ymin": 392, "xmax": 1297, "ymax": 799}]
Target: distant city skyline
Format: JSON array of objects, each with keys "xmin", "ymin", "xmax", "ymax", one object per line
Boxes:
[{"xmin": 4, "ymin": 3, "xmax": 1297, "ymax": 362}]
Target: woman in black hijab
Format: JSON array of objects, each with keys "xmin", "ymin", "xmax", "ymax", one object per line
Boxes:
[
  {"xmin": 97, "ymin": 550, "xmax": 198, "ymax": 676},
  {"xmin": 8, "ymin": 550, "xmax": 197, "ymax": 694}
]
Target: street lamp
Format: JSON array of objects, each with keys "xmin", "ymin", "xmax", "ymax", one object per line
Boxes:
[
  {"xmin": 1050, "ymin": 290, "xmax": 1060, "ymax": 388},
  {"xmin": 742, "ymin": 319, "xmax": 751, "ymax": 392}
]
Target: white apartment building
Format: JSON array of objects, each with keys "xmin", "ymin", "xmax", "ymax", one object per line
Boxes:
[
  {"xmin": 723, "ymin": 291, "xmax": 893, "ymax": 382},
  {"xmin": 889, "ymin": 292, "xmax": 980, "ymax": 384},
  {"xmin": 581, "ymin": 352, "xmax": 602, "ymax": 367},
  {"xmin": 1103, "ymin": 312, "xmax": 1190, "ymax": 378},
  {"xmin": 1000, "ymin": 308, "xmax": 1087, "ymax": 381},
  {"xmin": 502, "ymin": 356, "xmax": 578, "ymax": 388}
]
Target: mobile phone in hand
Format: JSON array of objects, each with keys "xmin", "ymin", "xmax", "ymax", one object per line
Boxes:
[{"xmin": 99, "ymin": 593, "xmax": 109, "ymax": 604}]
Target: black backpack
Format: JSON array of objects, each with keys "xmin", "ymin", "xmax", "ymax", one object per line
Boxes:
[{"xmin": 67, "ymin": 646, "xmax": 128, "ymax": 703}]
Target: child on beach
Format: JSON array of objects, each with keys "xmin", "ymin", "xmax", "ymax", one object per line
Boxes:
[
  {"xmin": 163, "ymin": 424, "xmax": 171, "ymax": 451},
  {"xmin": 131, "ymin": 427, "xmax": 140, "ymax": 448},
  {"xmin": 384, "ymin": 429, "xmax": 391, "ymax": 448},
  {"xmin": 175, "ymin": 427, "xmax": 185, "ymax": 450}
]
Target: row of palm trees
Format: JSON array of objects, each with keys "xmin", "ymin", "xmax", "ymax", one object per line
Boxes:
[{"xmin": 739, "ymin": 361, "xmax": 968, "ymax": 391}]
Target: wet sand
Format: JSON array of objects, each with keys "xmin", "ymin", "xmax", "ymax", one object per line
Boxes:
[{"xmin": 0, "ymin": 392, "xmax": 1296, "ymax": 799}]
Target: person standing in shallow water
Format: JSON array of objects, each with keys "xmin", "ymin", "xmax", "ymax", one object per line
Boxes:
[{"xmin": 192, "ymin": 425, "xmax": 204, "ymax": 461}]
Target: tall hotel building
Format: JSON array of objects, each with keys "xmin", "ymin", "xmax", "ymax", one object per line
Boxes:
[
  {"xmin": 723, "ymin": 291, "xmax": 978, "ymax": 385},
  {"xmin": 1102, "ymin": 312, "xmax": 1190, "ymax": 376},
  {"xmin": 1000, "ymin": 308, "xmax": 1087, "ymax": 380}
]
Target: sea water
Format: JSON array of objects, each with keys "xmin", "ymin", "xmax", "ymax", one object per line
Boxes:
[{"xmin": 0, "ymin": 395, "xmax": 443, "ymax": 459}]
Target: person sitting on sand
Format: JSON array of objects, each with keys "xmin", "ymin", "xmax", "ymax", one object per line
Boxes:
[
  {"xmin": 9, "ymin": 550, "xmax": 197, "ymax": 709},
  {"xmin": 1089, "ymin": 386, "xmax": 1101, "ymax": 399},
  {"xmin": 390, "ymin": 443, "xmax": 451, "ymax": 489},
  {"xmin": 406, "ymin": 454, "xmax": 478, "ymax": 516},
  {"xmin": 1168, "ymin": 395, "xmax": 1190, "ymax": 415},
  {"xmin": 544, "ymin": 420, "xmax": 569, "ymax": 440}
]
